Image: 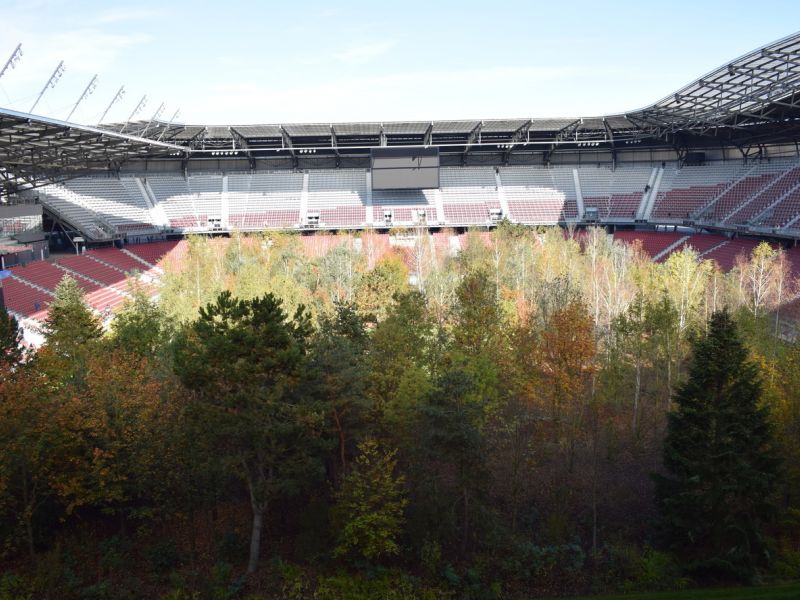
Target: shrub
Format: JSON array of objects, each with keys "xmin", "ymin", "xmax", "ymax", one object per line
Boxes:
[
  {"xmin": 0, "ymin": 572, "xmax": 31, "ymax": 600},
  {"xmin": 145, "ymin": 540, "xmax": 182, "ymax": 576},
  {"xmin": 314, "ymin": 572, "xmax": 433, "ymax": 600}
]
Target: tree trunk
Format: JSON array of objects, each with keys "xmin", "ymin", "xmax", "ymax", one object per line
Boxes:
[{"xmin": 247, "ymin": 505, "xmax": 264, "ymax": 575}]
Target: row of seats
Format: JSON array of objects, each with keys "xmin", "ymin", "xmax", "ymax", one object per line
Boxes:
[
  {"xmin": 4, "ymin": 247, "xmax": 158, "ymax": 321},
  {"xmin": 612, "ymin": 231, "xmax": 686, "ymax": 258},
  {"xmin": 29, "ymin": 159, "xmax": 800, "ymax": 236}
]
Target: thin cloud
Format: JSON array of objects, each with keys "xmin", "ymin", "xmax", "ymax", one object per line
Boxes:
[{"xmin": 333, "ymin": 41, "xmax": 396, "ymax": 65}]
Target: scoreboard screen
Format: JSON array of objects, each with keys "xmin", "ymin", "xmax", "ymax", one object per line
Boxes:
[{"xmin": 370, "ymin": 147, "xmax": 439, "ymax": 190}]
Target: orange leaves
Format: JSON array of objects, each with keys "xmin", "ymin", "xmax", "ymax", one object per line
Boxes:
[{"xmin": 538, "ymin": 303, "xmax": 598, "ymax": 421}]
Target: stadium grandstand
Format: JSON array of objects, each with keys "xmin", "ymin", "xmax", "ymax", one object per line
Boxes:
[{"xmin": 3, "ymin": 31, "xmax": 800, "ymax": 341}]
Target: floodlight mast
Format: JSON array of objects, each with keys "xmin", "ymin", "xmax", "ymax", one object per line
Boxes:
[
  {"xmin": 0, "ymin": 43, "xmax": 22, "ymax": 81},
  {"xmin": 156, "ymin": 108, "xmax": 181, "ymax": 141},
  {"xmin": 140, "ymin": 101, "xmax": 165, "ymax": 136},
  {"xmin": 98, "ymin": 85, "xmax": 125, "ymax": 125},
  {"xmin": 65, "ymin": 74, "xmax": 97, "ymax": 122},
  {"xmin": 29, "ymin": 60, "xmax": 65, "ymax": 114},
  {"xmin": 120, "ymin": 94, "xmax": 147, "ymax": 133}
]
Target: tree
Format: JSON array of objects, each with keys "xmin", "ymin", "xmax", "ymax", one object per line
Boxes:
[
  {"xmin": 174, "ymin": 291, "xmax": 323, "ymax": 575},
  {"xmin": 0, "ymin": 306, "xmax": 23, "ymax": 368},
  {"xmin": 41, "ymin": 276, "xmax": 103, "ymax": 386},
  {"xmin": 663, "ymin": 248, "xmax": 711, "ymax": 332},
  {"xmin": 45, "ymin": 276, "xmax": 102, "ymax": 349},
  {"xmin": 654, "ymin": 310, "xmax": 780, "ymax": 580},
  {"xmin": 110, "ymin": 283, "xmax": 172, "ymax": 360},
  {"xmin": 307, "ymin": 303, "xmax": 369, "ymax": 474},
  {"xmin": 333, "ymin": 438, "xmax": 408, "ymax": 563},
  {"xmin": 0, "ymin": 364, "xmax": 59, "ymax": 560},
  {"xmin": 365, "ymin": 291, "xmax": 434, "ymax": 433},
  {"xmin": 49, "ymin": 351, "xmax": 173, "ymax": 520},
  {"xmin": 354, "ymin": 256, "xmax": 408, "ymax": 323}
]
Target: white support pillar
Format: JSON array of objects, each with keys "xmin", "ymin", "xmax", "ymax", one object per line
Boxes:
[
  {"xmin": 299, "ymin": 172, "xmax": 310, "ymax": 226},
  {"xmin": 365, "ymin": 170, "xmax": 373, "ymax": 226},
  {"xmin": 495, "ymin": 169, "xmax": 510, "ymax": 220},
  {"xmin": 221, "ymin": 175, "xmax": 229, "ymax": 230},
  {"xmin": 572, "ymin": 169, "xmax": 585, "ymax": 219},
  {"xmin": 434, "ymin": 188, "xmax": 445, "ymax": 225}
]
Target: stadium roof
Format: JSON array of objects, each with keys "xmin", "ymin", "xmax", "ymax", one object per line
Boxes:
[
  {"xmin": 625, "ymin": 31, "xmax": 800, "ymax": 140},
  {"xmin": 0, "ymin": 108, "xmax": 185, "ymax": 196},
  {"xmin": 2, "ymin": 32, "xmax": 800, "ymax": 194}
]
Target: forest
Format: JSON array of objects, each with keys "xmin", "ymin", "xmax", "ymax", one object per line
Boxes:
[{"xmin": 0, "ymin": 224, "xmax": 798, "ymax": 599}]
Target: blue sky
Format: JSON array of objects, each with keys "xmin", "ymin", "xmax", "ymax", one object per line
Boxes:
[{"xmin": 1, "ymin": 1, "xmax": 798, "ymax": 125}]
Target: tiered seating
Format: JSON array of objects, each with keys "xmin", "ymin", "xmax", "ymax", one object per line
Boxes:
[
  {"xmin": 1, "ymin": 277, "xmax": 50, "ymax": 321},
  {"xmin": 26, "ymin": 161, "xmax": 800, "ymax": 237},
  {"xmin": 57, "ymin": 255, "xmax": 133, "ymax": 292},
  {"xmin": 12, "ymin": 262, "xmax": 95, "ymax": 294},
  {"xmin": 307, "ymin": 170, "xmax": 367, "ymax": 227},
  {"xmin": 124, "ymin": 241, "xmax": 183, "ymax": 267},
  {"xmin": 763, "ymin": 186, "xmax": 800, "ymax": 228},
  {"xmin": 61, "ymin": 177, "xmax": 155, "ymax": 233},
  {"xmin": 87, "ymin": 247, "xmax": 156, "ymax": 276},
  {"xmin": 37, "ymin": 184, "xmax": 114, "ymax": 240},
  {"xmin": 148, "ymin": 177, "xmax": 203, "ymax": 229},
  {"xmin": 652, "ymin": 163, "xmax": 746, "ymax": 220},
  {"xmin": 372, "ymin": 188, "xmax": 438, "ymax": 226},
  {"xmin": 703, "ymin": 239, "xmax": 762, "ymax": 271},
  {"xmin": 725, "ymin": 164, "xmax": 800, "ymax": 225},
  {"xmin": 608, "ymin": 168, "xmax": 651, "ymax": 218},
  {"xmin": 10, "ymin": 261, "xmax": 126, "ymax": 312},
  {"xmin": 699, "ymin": 162, "xmax": 786, "ymax": 222},
  {"xmin": 579, "ymin": 166, "xmax": 650, "ymax": 220},
  {"xmin": 187, "ymin": 175, "xmax": 223, "ymax": 220},
  {"xmin": 228, "ymin": 172, "xmax": 303, "ymax": 229},
  {"xmin": 578, "ymin": 167, "xmax": 612, "ymax": 218},
  {"xmin": 440, "ymin": 167, "xmax": 500, "ymax": 225},
  {"xmin": 500, "ymin": 167, "xmax": 577, "ymax": 223},
  {"xmin": 658, "ymin": 233, "xmax": 728, "ymax": 262},
  {"xmin": 613, "ymin": 231, "xmax": 685, "ymax": 258}
]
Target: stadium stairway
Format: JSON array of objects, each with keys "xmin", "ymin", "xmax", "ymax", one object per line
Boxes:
[
  {"xmin": 121, "ymin": 247, "xmax": 163, "ymax": 273},
  {"xmin": 652, "ymin": 235, "xmax": 691, "ymax": 262}
]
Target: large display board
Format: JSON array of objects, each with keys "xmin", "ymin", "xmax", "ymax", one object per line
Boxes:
[{"xmin": 370, "ymin": 147, "xmax": 439, "ymax": 190}]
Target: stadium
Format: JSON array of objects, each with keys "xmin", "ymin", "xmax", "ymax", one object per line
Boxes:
[{"xmin": 3, "ymin": 9, "xmax": 800, "ymax": 596}]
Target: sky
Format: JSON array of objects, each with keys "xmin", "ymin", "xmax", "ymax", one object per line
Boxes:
[{"xmin": 0, "ymin": 0, "xmax": 799, "ymax": 126}]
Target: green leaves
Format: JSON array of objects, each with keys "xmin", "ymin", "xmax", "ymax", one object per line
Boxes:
[
  {"xmin": 333, "ymin": 439, "xmax": 408, "ymax": 562},
  {"xmin": 655, "ymin": 310, "xmax": 781, "ymax": 580},
  {"xmin": 0, "ymin": 306, "xmax": 23, "ymax": 368},
  {"xmin": 174, "ymin": 290, "xmax": 323, "ymax": 573}
]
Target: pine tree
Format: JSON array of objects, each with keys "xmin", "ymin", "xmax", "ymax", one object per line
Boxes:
[
  {"xmin": 45, "ymin": 276, "xmax": 102, "ymax": 354},
  {"xmin": 174, "ymin": 291, "xmax": 323, "ymax": 575},
  {"xmin": 654, "ymin": 310, "xmax": 780, "ymax": 580},
  {"xmin": 0, "ymin": 305, "xmax": 23, "ymax": 368},
  {"xmin": 40, "ymin": 276, "xmax": 102, "ymax": 385}
]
